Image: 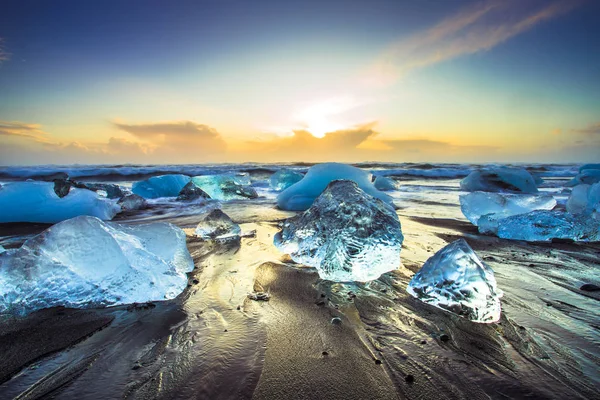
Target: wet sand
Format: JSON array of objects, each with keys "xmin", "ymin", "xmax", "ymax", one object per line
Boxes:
[{"xmin": 0, "ymin": 211, "xmax": 599, "ymax": 399}]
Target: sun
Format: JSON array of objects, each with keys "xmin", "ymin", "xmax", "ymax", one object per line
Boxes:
[{"xmin": 294, "ymin": 97, "xmax": 357, "ymax": 138}]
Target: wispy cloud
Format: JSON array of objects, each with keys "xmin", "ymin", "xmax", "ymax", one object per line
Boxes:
[
  {"xmin": 365, "ymin": 0, "xmax": 582, "ymax": 85},
  {"xmin": 0, "ymin": 38, "xmax": 10, "ymax": 63},
  {"xmin": 572, "ymin": 122, "xmax": 600, "ymax": 134},
  {"xmin": 0, "ymin": 121, "xmax": 48, "ymax": 141}
]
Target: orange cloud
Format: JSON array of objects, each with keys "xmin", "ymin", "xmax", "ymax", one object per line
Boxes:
[{"xmin": 0, "ymin": 121, "xmax": 48, "ymax": 141}]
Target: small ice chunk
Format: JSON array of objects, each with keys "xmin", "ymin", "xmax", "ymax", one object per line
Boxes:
[
  {"xmin": 373, "ymin": 176, "xmax": 398, "ymax": 191},
  {"xmin": 567, "ymin": 169, "xmax": 600, "ymax": 186},
  {"xmin": 0, "ymin": 182, "xmax": 120, "ymax": 223},
  {"xmin": 83, "ymin": 183, "xmax": 125, "ymax": 199},
  {"xmin": 0, "ymin": 216, "xmax": 194, "ymax": 315},
  {"xmin": 460, "ymin": 167, "xmax": 538, "ymax": 193},
  {"xmin": 496, "ymin": 210, "xmax": 600, "ymax": 242},
  {"xmin": 460, "ymin": 192, "xmax": 556, "ymax": 234},
  {"xmin": 269, "ymin": 169, "xmax": 304, "ymax": 192},
  {"xmin": 118, "ymin": 194, "xmax": 148, "ymax": 211},
  {"xmin": 194, "ymin": 209, "xmax": 241, "ymax": 240},
  {"xmin": 274, "ymin": 180, "xmax": 403, "ymax": 282},
  {"xmin": 191, "ymin": 174, "xmax": 258, "ymax": 200},
  {"xmin": 177, "ymin": 181, "xmax": 211, "ymax": 201},
  {"xmin": 132, "ymin": 174, "xmax": 191, "ymax": 199},
  {"xmin": 407, "ymin": 239, "xmax": 502, "ymax": 323},
  {"xmin": 277, "ymin": 163, "xmax": 393, "ymax": 211}
]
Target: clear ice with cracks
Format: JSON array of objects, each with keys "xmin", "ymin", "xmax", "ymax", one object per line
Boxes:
[
  {"xmin": 0, "ymin": 216, "xmax": 194, "ymax": 315},
  {"xmin": 460, "ymin": 167, "xmax": 538, "ymax": 194},
  {"xmin": 460, "ymin": 191, "xmax": 556, "ymax": 235},
  {"xmin": 269, "ymin": 169, "xmax": 304, "ymax": 192},
  {"xmin": 496, "ymin": 210, "xmax": 600, "ymax": 242},
  {"xmin": 276, "ymin": 163, "xmax": 393, "ymax": 211},
  {"xmin": 407, "ymin": 239, "xmax": 502, "ymax": 323},
  {"xmin": 274, "ymin": 180, "xmax": 403, "ymax": 282},
  {"xmin": 567, "ymin": 169, "xmax": 600, "ymax": 186},
  {"xmin": 194, "ymin": 209, "xmax": 241, "ymax": 240},
  {"xmin": 373, "ymin": 176, "xmax": 399, "ymax": 191},
  {"xmin": 132, "ymin": 174, "xmax": 191, "ymax": 199},
  {"xmin": 0, "ymin": 181, "xmax": 120, "ymax": 223},
  {"xmin": 191, "ymin": 173, "xmax": 258, "ymax": 200}
]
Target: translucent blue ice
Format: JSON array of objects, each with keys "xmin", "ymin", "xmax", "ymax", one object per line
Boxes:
[
  {"xmin": 373, "ymin": 176, "xmax": 398, "ymax": 191},
  {"xmin": 567, "ymin": 169, "xmax": 600, "ymax": 186},
  {"xmin": 460, "ymin": 192, "xmax": 556, "ymax": 234},
  {"xmin": 496, "ymin": 210, "xmax": 600, "ymax": 242},
  {"xmin": 460, "ymin": 167, "xmax": 538, "ymax": 194},
  {"xmin": 269, "ymin": 169, "xmax": 304, "ymax": 192},
  {"xmin": 579, "ymin": 164, "xmax": 600, "ymax": 173},
  {"xmin": 407, "ymin": 239, "xmax": 502, "ymax": 323},
  {"xmin": 132, "ymin": 174, "xmax": 191, "ymax": 199},
  {"xmin": 192, "ymin": 173, "xmax": 258, "ymax": 200},
  {"xmin": 0, "ymin": 181, "xmax": 120, "ymax": 223},
  {"xmin": 0, "ymin": 216, "xmax": 194, "ymax": 315},
  {"xmin": 276, "ymin": 163, "xmax": 393, "ymax": 211},
  {"xmin": 274, "ymin": 180, "xmax": 403, "ymax": 282},
  {"xmin": 195, "ymin": 209, "xmax": 241, "ymax": 240}
]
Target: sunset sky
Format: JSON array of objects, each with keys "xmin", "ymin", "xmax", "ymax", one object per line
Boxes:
[{"xmin": 1, "ymin": 0, "xmax": 599, "ymax": 164}]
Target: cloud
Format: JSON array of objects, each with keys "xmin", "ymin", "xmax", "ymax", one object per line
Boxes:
[
  {"xmin": 0, "ymin": 38, "xmax": 9, "ymax": 63},
  {"xmin": 572, "ymin": 122, "xmax": 600, "ymax": 134},
  {"xmin": 365, "ymin": 0, "xmax": 581, "ymax": 85},
  {"xmin": 0, "ymin": 121, "xmax": 48, "ymax": 141}
]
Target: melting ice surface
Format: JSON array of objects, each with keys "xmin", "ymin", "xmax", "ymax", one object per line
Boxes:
[
  {"xmin": 269, "ymin": 169, "xmax": 304, "ymax": 192},
  {"xmin": 496, "ymin": 210, "xmax": 600, "ymax": 242},
  {"xmin": 460, "ymin": 192, "xmax": 557, "ymax": 234},
  {"xmin": 194, "ymin": 209, "xmax": 241, "ymax": 240},
  {"xmin": 0, "ymin": 216, "xmax": 194, "ymax": 315},
  {"xmin": 274, "ymin": 180, "xmax": 403, "ymax": 282},
  {"xmin": 277, "ymin": 163, "xmax": 393, "ymax": 211},
  {"xmin": 460, "ymin": 167, "xmax": 538, "ymax": 193},
  {"xmin": 0, "ymin": 181, "xmax": 120, "ymax": 223},
  {"xmin": 373, "ymin": 176, "xmax": 398, "ymax": 191},
  {"xmin": 132, "ymin": 174, "xmax": 191, "ymax": 199},
  {"xmin": 407, "ymin": 239, "xmax": 502, "ymax": 323},
  {"xmin": 192, "ymin": 173, "xmax": 258, "ymax": 200}
]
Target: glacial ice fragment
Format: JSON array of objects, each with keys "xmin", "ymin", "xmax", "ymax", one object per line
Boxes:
[
  {"xmin": 177, "ymin": 181, "xmax": 211, "ymax": 202},
  {"xmin": 567, "ymin": 169, "xmax": 600, "ymax": 186},
  {"xmin": 269, "ymin": 169, "xmax": 304, "ymax": 192},
  {"xmin": 496, "ymin": 210, "xmax": 600, "ymax": 242},
  {"xmin": 460, "ymin": 192, "xmax": 556, "ymax": 234},
  {"xmin": 274, "ymin": 180, "xmax": 403, "ymax": 282},
  {"xmin": 118, "ymin": 194, "xmax": 148, "ymax": 211},
  {"xmin": 277, "ymin": 163, "xmax": 393, "ymax": 211},
  {"xmin": 373, "ymin": 176, "xmax": 398, "ymax": 191},
  {"xmin": 0, "ymin": 181, "xmax": 120, "ymax": 223},
  {"xmin": 0, "ymin": 216, "xmax": 194, "ymax": 315},
  {"xmin": 0, "ymin": 245, "xmax": 4, "ymax": 254},
  {"xmin": 83, "ymin": 183, "xmax": 125, "ymax": 199},
  {"xmin": 460, "ymin": 167, "xmax": 538, "ymax": 194},
  {"xmin": 580, "ymin": 164, "xmax": 600, "ymax": 173},
  {"xmin": 194, "ymin": 209, "xmax": 241, "ymax": 240},
  {"xmin": 407, "ymin": 239, "xmax": 502, "ymax": 323},
  {"xmin": 132, "ymin": 174, "xmax": 191, "ymax": 199},
  {"xmin": 191, "ymin": 174, "xmax": 258, "ymax": 200}
]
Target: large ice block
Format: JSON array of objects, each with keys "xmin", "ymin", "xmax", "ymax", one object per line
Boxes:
[
  {"xmin": 0, "ymin": 181, "xmax": 120, "ymax": 223},
  {"xmin": 274, "ymin": 180, "xmax": 403, "ymax": 282},
  {"xmin": 191, "ymin": 174, "xmax": 258, "ymax": 200},
  {"xmin": 132, "ymin": 174, "xmax": 191, "ymax": 199},
  {"xmin": 496, "ymin": 210, "xmax": 600, "ymax": 242},
  {"xmin": 568, "ymin": 169, "xmax": 600, "ymax": 186},
  {"xmin": 460, "ymin": 192, "xmax": 556, "ymax": 234},
  {"xmin": 194, "ymin": 209, "xmax": 241, "ymax": 240},
  {"xmin": 460, "ymin": 167, "xmax": 538, "ymax": 193},
  {"xmin": 373, "ymin": 176, "xmax": 398, "ymax": 191},
  {"xmin": 277, "ymin": 163, "xmax": 393, "ymax": 211},
  {"xmin": 407, "ymin": 239, "xmax": 502, "ymax": 323},
  {"xmin": 269, "ymin": 169, "xmax": 304, "ymax": 192},
  {"xmin": 0, "ymin": 216, "xmax": 194, "ymax": 315}
]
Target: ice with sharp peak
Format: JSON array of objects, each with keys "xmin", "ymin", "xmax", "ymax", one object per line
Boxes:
[
  {"xmin": 132, "ymin": 174, "xmax": 191, "ymax": 199},
  {"xmin": 276, "ymin": 163, "xmax": 393, "ymax": 211},
  {"xmin": 460, "ymin": 167, "xmax": 538, "ymax": 193},
  {"xmin": 496, "ymin": 210, "xmax": 600, "ymax": 242},
  {"xmin": 568, "ymin": 169, "xmax": 600, "ymax": 186},
  {"xmin": 0, "ymin": 216, "xmax": 194, "ymax": 315},
  {"xmin": 194, "ymin": 209, "xmax": 241, "ymax": 240},
  {"xmin": 191, "ymin": 173, "xmax": 258, "ymax": 200},
  {"xmin": 274, "ymin": 180, "xmax": 403, "ymax": 282},
  {"xmin": 460, "ymin": 192, "xmax": 556, "ymax": 234},
  {"xmin": 269, "ymin": 169, "xmax": 304, "ymax": 192},
  {"xmin": 0, "ymin": 181, "xmax": 120, "ymax": 223},
  {"xmin": 407, "ymin": 239, "xmax": 502, "ymax": 323},
  {"xmin": 373, "ymin": 176, "xmax": 398, "ymax": 191}
]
